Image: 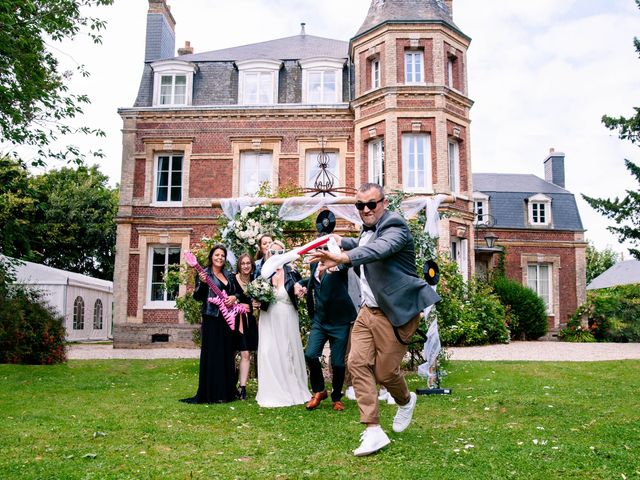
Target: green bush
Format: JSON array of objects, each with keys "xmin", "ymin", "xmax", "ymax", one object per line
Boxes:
[
  {"xmin": 571, "ymin": 284, "xmax": 640, "ymax": 342},
  {"xmin": 0, "ymin": 286, "xmax": 67, "ymax": 364},
  {"xmin": 436, "ymin": 257, "xmax": 509, "ymax": 346},
  {"xmin": 492, "ymin": 276, "xmax": 548, "ymax": 340}
]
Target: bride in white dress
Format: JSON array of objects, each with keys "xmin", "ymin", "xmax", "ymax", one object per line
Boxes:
[{"xmin": 256, "ymin": 241, "xmax": 311, "ymax": 408}]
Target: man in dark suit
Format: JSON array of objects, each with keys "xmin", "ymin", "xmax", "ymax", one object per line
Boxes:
[
  {"xmin": 308, "ymin": 183, "xmax": 440, "ymax": 456},
  {"xmin": 302, "ymin": 257, "xmax": 357, "ymax": 412}
]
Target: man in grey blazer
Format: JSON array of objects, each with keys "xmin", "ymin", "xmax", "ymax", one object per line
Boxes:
[{"xmin": 308, "ymin": 183, "xmax": 440, "ymax": 456}]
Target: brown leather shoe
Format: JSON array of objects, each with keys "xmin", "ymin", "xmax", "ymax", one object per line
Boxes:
[
  {"xmin": 305, "ymin": 390, "xmax": 328, "ymax": 410},
  {"xmin": 332, "ymin": 400, "xmax": 345, "ymax": 411}
]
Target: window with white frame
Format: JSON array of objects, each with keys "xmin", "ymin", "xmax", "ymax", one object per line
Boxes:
[
  {"xmin": 237, "ymin": 59, "xmax": 281, "ymax": 105},
  {"xmin": 93, "ymin": 299, "xmax": 103, "ymax": 330},
  {"xmin": 528, "ymin": 263, "xmax": 552, "ymax": 313},
  {"xmin": 372, "ymin": 58, "xmax": 381, "ymax": 89},
  {"xmin": 149, "ymin": 246, "xmax": 181, "ymax": 303},
  {"xmin": 448, "ymin": 139, "xmax": 460, "ymax": 193},
  {"xmin": 151, "ymin": 60, "xmax": 196, "ymax": 106},
  {"xmin": 402, "ymin": 133, "xmax": 431, "ymax": 192},
  {"xmin": 473, "ymin": 193, "xmax": 490, "ymax": 224},
  {"xmin": 300, "ymin": 57, "xmax": 344, "ymax": 104},
  {"xmin": 155, "ymin": 154, "xmax": 183, "ymax": 204},
  {"xmin": 451, "ymin": 238, "xmax": 469, "ymax": 282},
  {"xmin": 527, "ymin": 194, "xmax": 552, "ymax": 226},
  {"xmin": 368, "ymin": 138, "xmax": 385, "ymax": 186},
  {"xmin": 73, "ymin": 296, "xmax": 85, "ymax": 330},
  {"xmin": 240, "ymin": 151, "xmax": 273, "ymax": 196},
  {"xmin": 404, "ymin": 51, "xmax": 424, "ymax": 83},
  {"xmin": 306, "ymin": 150, "xmax": 339, "ymax": 190}
]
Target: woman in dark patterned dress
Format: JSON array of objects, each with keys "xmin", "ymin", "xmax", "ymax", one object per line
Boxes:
[{"xmin": 234, "ymin": 253, "xmax": 259, "ymax": 400}]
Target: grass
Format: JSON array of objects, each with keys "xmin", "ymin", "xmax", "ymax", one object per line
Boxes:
[{"xmin": 1, "ymin": 360, "xmax": 639, "ymax": 480}]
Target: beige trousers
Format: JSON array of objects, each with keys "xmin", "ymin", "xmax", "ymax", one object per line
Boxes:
[{"xmin": 348, "ymin": 306, "xmax": 420, "ymax": 424}]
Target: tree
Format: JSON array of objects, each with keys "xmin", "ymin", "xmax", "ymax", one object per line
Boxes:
[
  {"xmin": 0, "ymin": 157, "xmax": 36, "ymax": 257},
  {"xmin": 583, "ymin": 1, "xmax": 640, "ymax": 260},
  {"xmin": 29, "ymin": 165, "xmax": 118, "ymax": 280},
  {"xmin": 0, "ymin": 157, "xmax": 118, "ymax": 280},
  {"xmin": 0, "ymin": 0, "xmax": 113, "ymax": 166},
  {"xmin": 585, "ymin": 241, "xmax": 621, "ymax": 284}
]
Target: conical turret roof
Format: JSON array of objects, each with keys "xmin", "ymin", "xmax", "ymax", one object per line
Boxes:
[{"xmin": 354, "ymin": 0, "xmax": 460, "ymax": 39}]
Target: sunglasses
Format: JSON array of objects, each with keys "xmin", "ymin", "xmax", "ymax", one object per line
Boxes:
[
  {"xmin": 355, "ymin": 197, "xmax": 385, "ymax": 211},
  {"xmin": 268, "ymin": 249, "xmax": 284, "ymax": 255}
]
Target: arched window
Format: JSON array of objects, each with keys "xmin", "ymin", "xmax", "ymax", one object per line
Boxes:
[
  {"xmin": 93, "ymin": 299, "xmax": 103, "ymax": 330},
  {"xmin": 73, "ymin": 296, "xmax": 85, "ymax": 330}
]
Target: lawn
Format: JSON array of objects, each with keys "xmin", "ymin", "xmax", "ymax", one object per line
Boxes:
[{"xmin": 1, "ymin": 359, "xmax": 639, "ymax": 480}]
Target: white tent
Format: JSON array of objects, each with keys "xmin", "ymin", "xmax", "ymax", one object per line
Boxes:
[
  {"xmin": 5, "ymin": 257, "xmax": 113, "ymax": 341},
  {"xmin": 587, "ymin": 260, "xmax": 640, "ymax": 290}
]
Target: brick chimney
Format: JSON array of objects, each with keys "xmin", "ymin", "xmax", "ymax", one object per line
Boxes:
[
  {"xmin": 544, "ymin": 147, "xmax": 566, "ymax": 188},
  {"xmin": 445, "ymin": 0, "xmax": 453, "ymax": 15},
  {"xmin": 145, "ymin": 0, "xmax": 176, "ymax": 62},
  {"xmin": 177, "ymin": 40, "xmax": 194, "ymax": 56}
]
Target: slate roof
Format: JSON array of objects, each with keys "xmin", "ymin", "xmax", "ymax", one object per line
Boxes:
[
  {"xmin": 354, "ymin": 0, "xmax": 463, "ymax": 39},
  {"xmin": 587, "ymin": 260, "xmax": 640, "ymax": 290},
  {"xmin": 171, "ymin": 34, "xmax": 348, "ymax": 63},
  {"xmin": 473, "ymin": 173, "xmax": 584, "ymax": 231}
]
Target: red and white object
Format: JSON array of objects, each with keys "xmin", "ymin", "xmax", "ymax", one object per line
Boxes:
[
  {"xmin": 260, "ymin": 235, "xmax": 339, "ymax": 279},
  {"xmin": 183, "ymin": 250, "xmax": 249, "ymax": 330}
]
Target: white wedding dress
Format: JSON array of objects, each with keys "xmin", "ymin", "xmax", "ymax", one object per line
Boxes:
[{"xmin": 256, "ymin": 285, "xmax": 311, "ymax": 407}]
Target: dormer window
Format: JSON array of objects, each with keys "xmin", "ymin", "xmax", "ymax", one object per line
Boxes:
[
  {"xmin": 300, "ymin": 57, "xmax": 345, "ymax": 104},
  {"xmin": 151, "ymin": 60, "xmax": 196, "ymax": 106},
  {"xmin": 527, "ymin": 193, "xmax": 552, "ymax": 226},
  {"xmin": 473, "ymin": 192, "xmax": 490, "ymax": 224},
  {"xmin": 236, "ymin": 59, "xmax": 281, "ymax": 105}
]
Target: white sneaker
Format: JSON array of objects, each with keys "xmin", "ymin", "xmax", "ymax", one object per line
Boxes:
[
  {"xmin": 387, "ymin": 394, "xmax": 396, "ymax": 405},
  {"xmin": 378, "ymin": 386, "xmax": 389, "ymax": 401},
  {"xmin": 392, "ymin": 392, "xmax": 417, "ymax": 433},
  {"xmin": 353, "ymin": 426, "xmax": 391, "ymax": 456},
  {"xmin": 345, "ymin": 386, "xmax": 356, "ymax": 401}
]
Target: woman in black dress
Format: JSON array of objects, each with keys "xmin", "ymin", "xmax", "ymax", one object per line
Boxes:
[
  {"xmin": 182, "ymin": 244, "xmax": 249, "ymax": 404},
  {"xmin": 234, "ymin": 253, "xmax": 259, "ymax": 400}
]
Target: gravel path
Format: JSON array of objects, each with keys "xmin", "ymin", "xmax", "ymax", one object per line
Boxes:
[{"xmin": 68, "ymin": 341, "xmax": 640, "ymax": 361}]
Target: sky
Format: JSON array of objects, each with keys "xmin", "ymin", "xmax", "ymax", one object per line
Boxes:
[{"xmin": 48, "ymin": 0, "xmax": 640, "ymax": 254}]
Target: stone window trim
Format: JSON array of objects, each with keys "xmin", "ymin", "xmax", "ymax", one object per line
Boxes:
[
  {"xmin": 299, "ymin": 57, "xmax": 346, "ymax": 104},
  {"xmin": 136, "ymin": 228, "xmax": 192, "ymax": 322},
  {"xmin": 151, "ymin": 59, "xmax": 197, "ymax": 107},
  {"xmin": 521, "ymin": 254, "xmax": 561, "ymax": 318},
  {"xmin": 296, "ymin": 137, "xmax": 349, "ymax": 192},
  {"xmin": 526, "ymin": 193, "xmax": 552, "ymax": 227},
  {"xmin": 141, "ymin": 138, "xmax": 193, "ymax": 208},
  {"xmin": 236, "ymin": 59, "xmax": 282, "ymax": 105},
  {"xmin": 231, "ymin": 138, "xmax": 282, "ymax": 197}
]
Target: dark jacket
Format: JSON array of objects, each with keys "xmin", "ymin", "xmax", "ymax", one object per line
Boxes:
[
  {"xmin": 342, "ymin": 210, "xmax": 440, "ymax": 327},
  {"xmin": 193, "ymin": 267, "xmax": 248, "ymax": 318},
  {"xmin": 302, "ymin": 263, "xmax": 357, "ymax": 326}
]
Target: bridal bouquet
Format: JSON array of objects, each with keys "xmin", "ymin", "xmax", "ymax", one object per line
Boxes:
[{"xmin": 246, "ymin": 276, "xmax": 276, "ymax": 305}]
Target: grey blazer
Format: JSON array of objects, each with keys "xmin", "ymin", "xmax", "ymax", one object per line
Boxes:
[{"xmin": 342, "ymin": 210, "xmax": 440, "ymax": 327}]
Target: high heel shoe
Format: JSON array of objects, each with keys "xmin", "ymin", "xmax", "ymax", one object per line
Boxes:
[{"xmin": 237, "ymin": 386, "xmax": 247, "ymax": 400}]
